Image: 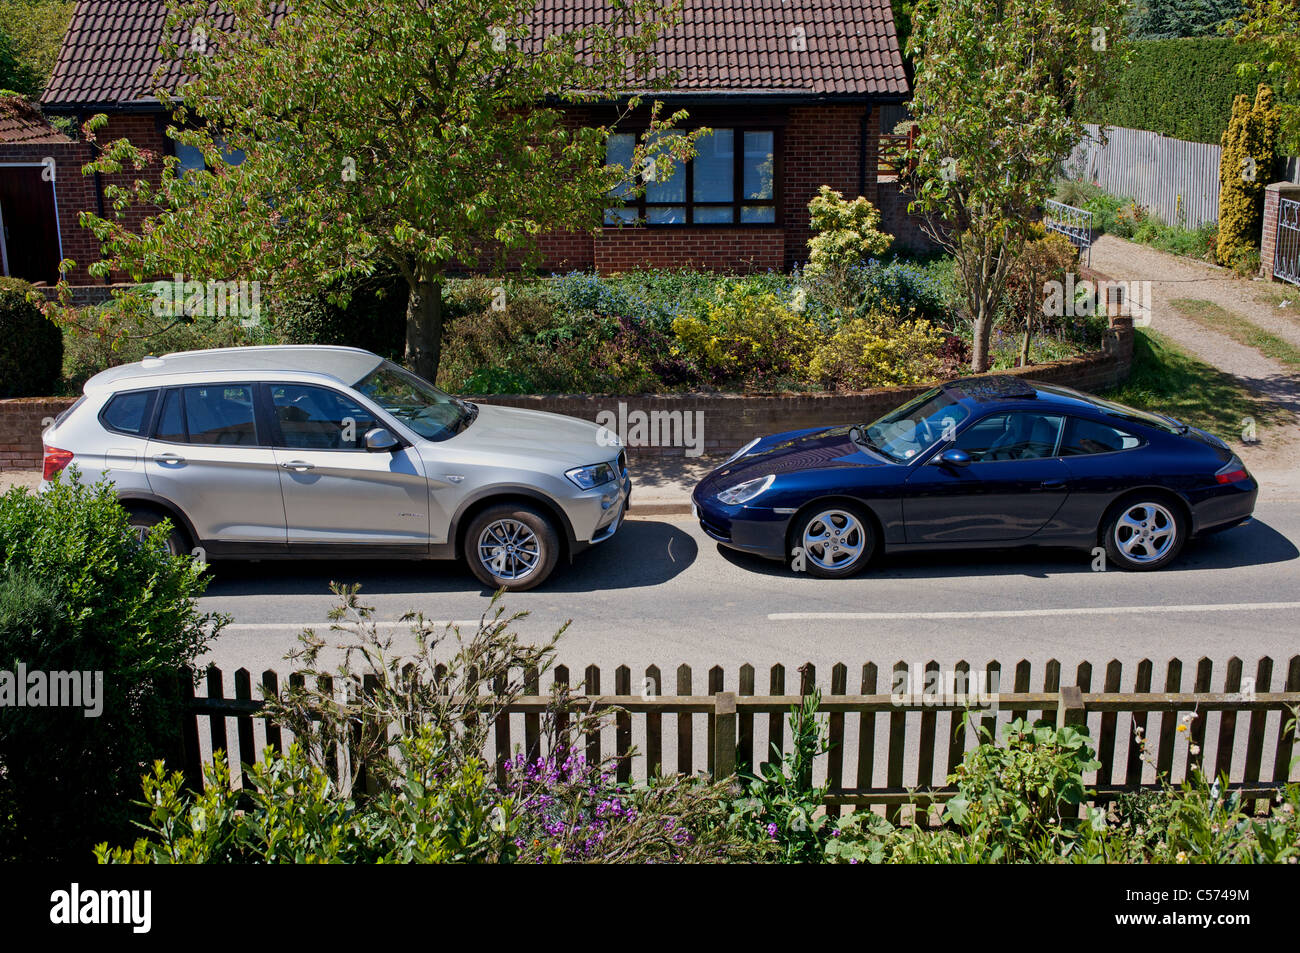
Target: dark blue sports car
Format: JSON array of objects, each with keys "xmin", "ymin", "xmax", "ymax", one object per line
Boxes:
[{"xmin": 691, "ymin": 377, "xmax": 1257, "ymax": 575}]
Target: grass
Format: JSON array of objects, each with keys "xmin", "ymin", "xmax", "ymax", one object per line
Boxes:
[
  {"xmin": 1102, "ymin": 327, "xmax": 1288, "ymax": 441},
  {"xmin": 1169, "ymin": 298, "xmax": 1300, "ymax": 371}
]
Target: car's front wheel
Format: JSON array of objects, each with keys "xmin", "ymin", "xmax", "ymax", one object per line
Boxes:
[
  {"xmin": 465, "ymin": 504, "xmax": 560, "ymax": 592},
  {"xmin": 792, "ymin": 504, "xmax": 876, "ymax": 578},
  {"xmin": 1102, "ymin": 497, "xmax": 1186, "ymax": 571}
]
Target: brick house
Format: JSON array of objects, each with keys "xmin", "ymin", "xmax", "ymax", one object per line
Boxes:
[{"xmin": 21, "ymin": 0, "xmax": 912, "ymax": 286}]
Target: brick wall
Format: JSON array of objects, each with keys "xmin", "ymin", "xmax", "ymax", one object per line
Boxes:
[
  {"xmin": 780, "ymin": 104, "xmax": 873, "ymax": 269},
  {"xmin": 877, "ymin": 178, "xmax": 943, "ymax": 254},
  {"xmin": 0, "ymin": 398, "xmax": 77, "ymax": 471},
  {"xmin": 593, "ymin": 227, "xmax": 784, "ymax": 272},
  {"xmin": 0, "ymin": 317, "xmax": 1134, "ymax": 469},
  {"xmin": 1260, "ymin": 181, "xmax": 1300, "ymax": 282}
]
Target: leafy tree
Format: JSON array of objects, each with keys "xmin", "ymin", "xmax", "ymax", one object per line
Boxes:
[
  {"xmin": 902, "ymin": 0, "xmax": 1126, "ymax": 371},
  {"xmin": 75, "ymin": 0, "xmax": 696, "ymax": 381},
  {"xmin": 1230, "ymin": 0, "xmax": 1300, "ymax": 154},
  {"xmin": 0, "ymin": 1, "xmax": 75, "ymax": 97}
]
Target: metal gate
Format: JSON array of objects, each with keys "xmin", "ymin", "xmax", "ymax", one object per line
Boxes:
[
  {"xmin": 1275, "ymin": 197, "xmax": 1300, "ymax": 287},
  {"xmin": 1044, "ymin": 199, "xmax": 1093, "ymax": 266}
]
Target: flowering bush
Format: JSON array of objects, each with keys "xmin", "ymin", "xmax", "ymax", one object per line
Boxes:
[
  {"xmin": 672, "ymin": 281, "xmax": 818, "ymax": 387},
  {"xmin": 804, "ymin": 185, "xmax": 893, "ymax": 279},
  {"xmin": 806, "ymin": 308, "xmax": 947, "ymax": 390}
]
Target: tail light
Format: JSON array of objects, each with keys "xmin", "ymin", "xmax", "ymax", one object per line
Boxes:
[
  {"xmin": 43, "ymin": 446, "xmax": 73, "ymax": 480},
  {"xmin": 1215, "ymin": 455, "xmax": 1248, "ymax": 485}
]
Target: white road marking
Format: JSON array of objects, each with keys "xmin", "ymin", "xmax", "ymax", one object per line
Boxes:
[
  {"xmin": 769, "ymin": 602, "xmax": 1300, "ymax": 621},
  {"xmin": 221, "ymin": 620, "xmax": 483, "ymax": 631}
]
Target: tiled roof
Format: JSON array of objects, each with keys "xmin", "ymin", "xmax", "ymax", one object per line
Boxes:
[
  {"xmin": 0, "ymin": 95, "xmax": 72, "ymax": 143},
  {"xmin": 42, "ymin": 0, "xmax": 906, "ymax": 108}
]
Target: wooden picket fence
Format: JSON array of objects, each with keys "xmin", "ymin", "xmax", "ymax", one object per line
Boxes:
[{"xmin": 180, "ymin": 654, "xmax": 1300, "ymax": 819}]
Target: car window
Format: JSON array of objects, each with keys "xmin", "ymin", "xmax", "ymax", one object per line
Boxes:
[
  {"xmin": 1059, "ymin": 416, "xmax": 1141, "ymax": 456},
  {"xmin": 863, "ymin": 388, "xmax": 970, "ymax": 462},
  {"xmin": 156, "ymin": 389, "xmax": 186, "ymax": 442},
  {"xmin": 101, "ymin": 390, "xmax": 156, "ymax": 436},
  {"xmin": 271, "ymin": 383, "xmax": 377, "ymax": 450},
  {"xmin": 955, "ymin": 412, "xmax": 1064, "ymax": 462},
  {"xmin": 183, "ymin": 385, "xmax": 258, "ymax": 445}
]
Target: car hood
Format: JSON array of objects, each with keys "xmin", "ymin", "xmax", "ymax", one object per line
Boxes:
[
  {"xmin": 701, "ymin": 425, "xmax": 889, "ymax": 490},
  {"xmin": 436, "ymin": 402, "xmax": 619, "ymax": 468}
]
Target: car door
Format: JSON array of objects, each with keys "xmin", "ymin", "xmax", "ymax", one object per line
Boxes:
[
  {"xmin": 902, "ymin": 411, "xmax": 1072, "ymax": 543},
  {"xmin": 144, "ymin": 384, "xmax": 288, "ymax": 548},
  {"xmin": 266, "ymin": 382, "xmax": 432, "ymax": 549}
]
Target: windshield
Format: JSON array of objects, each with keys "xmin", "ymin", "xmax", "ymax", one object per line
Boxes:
[
  {"xmin": 864, "ymin": 388, "xmax": 970, "ymax": 463},
  {"xmin": 353, "ymin": 361, "xmax": 472, "ymax": 442}
]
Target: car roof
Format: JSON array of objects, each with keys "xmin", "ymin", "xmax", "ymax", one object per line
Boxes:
[
  {"xmin": 940, "ymin": 377, "xmax": 1104, "ymax": 413},
  {"xmin": 83, "ymin": 345, "xmax": 386, "ymax": 394}
]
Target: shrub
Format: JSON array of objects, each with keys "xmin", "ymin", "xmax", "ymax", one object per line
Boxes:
[
  {"xmin": 100, "ymin": 586, "xmax": 767, "ymax": 864},
  {"xmin": 60, "ymin": 287, "xmax": 267, "ymax": 393},
  {"xmin": 1002, "ymin": 230, "xmax": 1080, "ymax": 365},
  {"xmin": 0, "ymin": 474, "xmax": 221, "ymax": 860},
  {"xmin": 272, "ymin": 273, "xmax": 408, "ymax": 359},
  {"xmin": 672, "ymin": 282, "xmax": 817, "ymax": 388},
  {"xmin": 806, "ymin": 308, "xmax": 946, "ymax": 390},
  {"xmin": 804, "ymin": 185, "xmax": 893, "ymax": 279},
  {"xmin": 1217, "ymin": 84, "xmax": 1279, "ymax": 266},
  {"xmin": 0, "ymin": 277, "xmax": 62, "ymax": 398}
]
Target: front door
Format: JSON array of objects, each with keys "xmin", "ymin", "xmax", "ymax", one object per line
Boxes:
[
  {"xmin": 903, "ymin": 411, "xmax": 1071, "ymax": 543},
  {"xmin": 267, "ymin": 382, "xmax": 431, "ymax": 548},
  {"xmin": 0, "ymin": 165, "xmax": 61, "ymax": 284}
]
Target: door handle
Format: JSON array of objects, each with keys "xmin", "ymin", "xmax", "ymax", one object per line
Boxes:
[
  {"xmin": 1040, "ymin": 479, "xmax": 1066, "ymax": 489},
  {"xmin": 280, "ymin": 461, "xmax": 315, "ymax": 472},
  {"xmin": 153, "ymin": 453, "xmax": 186, "ymax": 464}
]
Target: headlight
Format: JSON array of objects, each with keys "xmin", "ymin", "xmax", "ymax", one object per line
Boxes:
[
  {"xmin": 565, "ymin": 462, "xmax": 617, "ymax": 490},
  {"xmin": 725, "ymin": 437, "xmax": 760, "ymax": 465},
  {"xmin": 716, "ymin": 474, "xmax": 774, "ymax": 505}
]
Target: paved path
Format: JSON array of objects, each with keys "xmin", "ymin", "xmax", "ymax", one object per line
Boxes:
[{"xmin": 1090, "ymin": 234, "xmax": 1300, "ymax": 484}]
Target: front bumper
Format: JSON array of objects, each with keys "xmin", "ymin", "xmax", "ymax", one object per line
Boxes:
[
  {"xmin": 691, "ymin": 485, "xmax": 789, "ymax": 560},
  {"xmin": 573, "ymin": 471, "xmax": 632, "ymax": 546}
]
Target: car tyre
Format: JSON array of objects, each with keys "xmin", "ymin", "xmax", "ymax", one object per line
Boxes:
[
  {"xmin": 125, "ymin": 509, "xmax": 190, "ymax": 558},
  {"xmin": 791, "ymin": 504, "xmax": 876, "ymax": 578},
  {"xmin": 465, "ymin": 504, "xmax": 560, "ymax": 592},
  {"xmin": 1102, "ymin": 496, "xmax": 1186, "ymax": 571}
]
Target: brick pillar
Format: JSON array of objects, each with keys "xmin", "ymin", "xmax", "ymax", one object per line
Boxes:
[{"xmin": 1260, "ymin": 181, "xmax": 1300, "ymax": 281}]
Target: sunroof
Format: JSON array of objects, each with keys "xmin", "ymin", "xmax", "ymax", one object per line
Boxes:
[{"xmin": 944, "ymin": 376, "xmax": 1038, "ymax": 402}]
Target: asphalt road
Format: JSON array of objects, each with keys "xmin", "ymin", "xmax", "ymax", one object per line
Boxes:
[{"xmin": 197, "ymin": 499, "xmax": 1300, "ymax": 681}]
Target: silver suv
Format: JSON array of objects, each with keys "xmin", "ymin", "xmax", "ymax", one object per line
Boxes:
[{"xmin": 41, "ymin": 345, "xmax": 631, "ymax": 591}]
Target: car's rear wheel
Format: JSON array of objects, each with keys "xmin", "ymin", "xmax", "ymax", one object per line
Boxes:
[
  {"xmin": 793, "ymin": 504, "xmax": 876, "ymax": 578},
  {"xmin": 125, "ymin": 509, "xmax": 189, "ymax": 558},
  {"xmin": 1103, "ymin": 497, "xmax": 1186, "ymax": 571},
  {"xmin": 466, "ymin": 504, "xmax": 560, "ymax": 592}
]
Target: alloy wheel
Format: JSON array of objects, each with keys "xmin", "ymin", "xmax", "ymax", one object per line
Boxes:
[
  {"xmin": 801, "ymin": 508, "xmax": 866, "ymax": 571},
  {"xmin": 477, "ymin": 518, "xmax": 542, "ymax": 581},
  {"xmin": 1113, "ymin": 502, "xmax": 1177, "ymax": 564}
]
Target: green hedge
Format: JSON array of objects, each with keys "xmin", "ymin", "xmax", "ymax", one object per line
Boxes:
[
  {"xmin": 0, "ymin": 277, "xmax": 62, "ymax": 398},
  {"xmin": 1083, "ymin": 37, "xmax": 1296, "ymax": 147}
]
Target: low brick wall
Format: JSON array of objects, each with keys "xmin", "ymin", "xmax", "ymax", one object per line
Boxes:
[
  {"xmin": 0, "ymin": 317, "xmax": 1133, "ymax": 469},
  {"xmin": 0, "ymin": 398, "xmax": 77, "ymax": 471}
]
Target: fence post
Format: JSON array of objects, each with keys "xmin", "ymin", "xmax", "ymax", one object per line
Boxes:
[
  {"xmin": 1056, "ymin": 685, "xmax": 1086, "ymax": 729},
  {"xmin": 713, "ymin": 692, "xmax": 737, "ymax": 779}
]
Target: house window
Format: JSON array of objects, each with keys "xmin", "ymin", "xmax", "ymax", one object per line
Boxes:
[
  {"xmin": 173, "ymin": 136, "xmax": 246, "ymax": 176},
  {"xmin": 605, "ymin": 127, "xmax": 776, "ymax": 225}
]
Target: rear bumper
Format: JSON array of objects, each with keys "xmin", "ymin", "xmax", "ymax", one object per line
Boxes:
[{"xmin": 1190, "ymin": 478, "xmax": 1258, "ymax": 536}]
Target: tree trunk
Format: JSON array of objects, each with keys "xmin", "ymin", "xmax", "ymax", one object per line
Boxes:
[
  {"xmin": 405, "ymin": 276, "xmax": 443, "ymax": 383},
  {"xmin": 1020, "ymin": 314, "xmax": 1032, "ymax": 367},
  {"xmin": 970, "ymin": 298, "xmax": 994, "ymax": 373}
]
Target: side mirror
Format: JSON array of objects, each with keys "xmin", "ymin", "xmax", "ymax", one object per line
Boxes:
[
  {"xmin": 939, "ymin": 448, "xmax": 971, "ymax": 468},
  {"xmin": 364, "ymin": 427, "xmax": 401, "ymax": 452}
]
